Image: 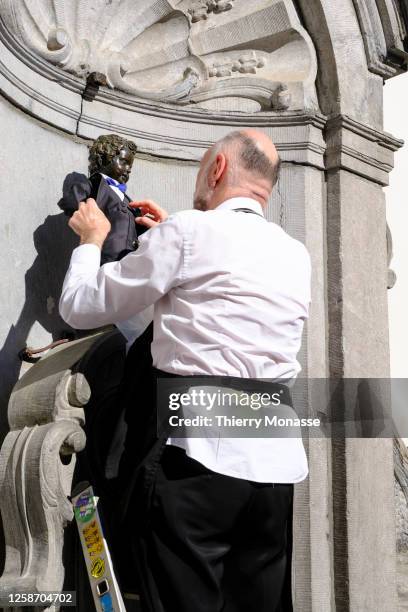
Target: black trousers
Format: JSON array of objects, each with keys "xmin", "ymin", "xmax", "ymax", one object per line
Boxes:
[{"xmin": 132, "ymin": 445, "xmax": 294, "ymax": 612}]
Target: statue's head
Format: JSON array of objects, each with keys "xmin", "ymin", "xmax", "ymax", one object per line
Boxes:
[{"xmin": 88, "ymin": 134, "xmax": 138, "ymax": 184}]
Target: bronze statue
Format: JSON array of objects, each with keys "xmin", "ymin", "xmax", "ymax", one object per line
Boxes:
[
  {"xmin": 59, "ymin": 134, "xmax": 146, "ymax": 265},
  {"xmin": 57, "ymin": 136, "xmax": 154, "ymax": 600},
  {"xmin": 88, "ymin": 134, "xmax": 137, "ymax": 183}
]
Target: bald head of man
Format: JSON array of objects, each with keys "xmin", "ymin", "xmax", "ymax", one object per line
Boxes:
[{"xmin": 193, "ymin": 129, "xmax": 281, "ymax": 212}]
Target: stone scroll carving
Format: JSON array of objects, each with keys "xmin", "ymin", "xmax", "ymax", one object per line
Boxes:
[
  {"xmin": 188, "ymin": 0, "xmax": 236, "ymax": 22},
  {"xmin": 0, "ymin": 0, "xmax": 318, "ymax": 111},
  {"xmin": 0, "ymin": 331, "xmax": 109, "ymax": 609}
]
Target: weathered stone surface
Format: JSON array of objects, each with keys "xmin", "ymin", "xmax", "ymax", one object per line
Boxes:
[
  {"xmin": 0, "ymin": 98, "xmax": 86, "ymax": 438},
  {"xmin": 0, "ymin": 0, "xmax": 318, "ymax": 111},
  {"xmin": 298, "ymin": 0, "xmax": 386, "ymax": 128},
  {"xmin": 395, "ymin": 438, "xmax": 408, "ymax": 611},
  {"xmin": 0, "ymin": 30, "xmax": 81, "ymax": 134},
  {"xmin": 327, "ymin": 169, "xmax": 391, "ymax": 378},
  {"xmin": 0, "ymin": 331, "xmax": 109, "ymax": 607},
  {"xmin": 77, "ymin": 101, "xmax": 327, "ymax": 164},
  {"xmin": 325, "ymin": 161, "xmax": 399, "ymax": 610},
  {"xmin": 326, "ymin": 115, "xmax": 403, "ymax": 186},
  {"xmin": 353, "ymin": 0, "xmax": 408, "ymax": 79}
]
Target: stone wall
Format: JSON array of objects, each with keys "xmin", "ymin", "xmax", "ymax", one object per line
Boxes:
[{"xmin": 0, "ymin": 97, "xmax": 201, "ymax": 429}]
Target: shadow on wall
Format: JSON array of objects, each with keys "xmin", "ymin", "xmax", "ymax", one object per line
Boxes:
[
  {"xmin": 0, "ymin": 211, "xmax": 78, "ymax": 445},
  {"xmin": 0, "ymin": 201, "xmax": 79, "ymax": 577}
]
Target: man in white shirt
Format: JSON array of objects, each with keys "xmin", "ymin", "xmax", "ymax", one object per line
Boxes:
[{"xmin": 60, "ymin": 129, "xmax": 311, "ymax": 612}]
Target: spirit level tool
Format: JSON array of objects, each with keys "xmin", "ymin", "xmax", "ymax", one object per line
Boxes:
[{"xmin": 72, "ymin": 482, "xmax": 126, "ymax": 612}]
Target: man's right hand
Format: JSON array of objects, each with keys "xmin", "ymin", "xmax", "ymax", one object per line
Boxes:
[
  {"xmin": 69, "ymin": 198, "xmax": 111, "ymax": 249},
  {"xmin": 130, "ymin": 199, "xmax": 169, "ymax": 229}
]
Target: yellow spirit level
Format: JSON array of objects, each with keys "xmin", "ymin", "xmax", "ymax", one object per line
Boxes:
[{"xmin": 72, "ymin": 482, "xmax": 127, "ymax": 612}]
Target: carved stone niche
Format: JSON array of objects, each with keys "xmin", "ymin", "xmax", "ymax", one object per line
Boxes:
[
  {"xmin": 0, "ymin": 330, "xmax": 111, "ymax": 610},
  {"xmin": 0, "ymin": 0, "xmax": 318, "ymax": 112}
]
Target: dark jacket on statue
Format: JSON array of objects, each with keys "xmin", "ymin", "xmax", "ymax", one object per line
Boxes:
[{"xmin": 58, "ymin": 172, "xmax": 146, "ymax": 265}]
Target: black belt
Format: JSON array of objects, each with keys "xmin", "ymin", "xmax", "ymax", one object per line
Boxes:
[
  {"xmin": 153, "ymin": 367, "xmax": 292, "ymax": 408},
  {"xmin": 120, "ymin": 368, "xmax": 293, "ymax": 522}
]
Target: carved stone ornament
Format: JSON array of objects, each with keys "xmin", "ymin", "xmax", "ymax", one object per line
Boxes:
[
  {"xmin": 0, "ymin": 0, "xmax": 318, "ymax": 111},
  {"xmin": 188, "ymin": 0, "xmax": 235, "ymax": 22},
  {"xmin": 352, "ymin": 0, "xmax": 408, "ymax": 78},
  {"xmin": 0, "ymin": 330, "xmax": 111, "ymax": 608}
]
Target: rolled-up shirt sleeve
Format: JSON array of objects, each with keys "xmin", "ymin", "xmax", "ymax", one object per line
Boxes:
[{"xmin": 59, "ymin": 215, "xmax": 185, "ymax": 329}]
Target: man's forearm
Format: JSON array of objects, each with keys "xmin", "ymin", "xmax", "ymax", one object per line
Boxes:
[
  {"xmin": 59, "ymin": 213, "xmax": 185, "ymax": 330},
  {"xmin": 59, "ymin": 243, "xmax": 104, "ymax": 329}
]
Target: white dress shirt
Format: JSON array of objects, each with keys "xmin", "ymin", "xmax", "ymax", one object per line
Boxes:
[{"xmin": 60, "ymin": 197, "xmax": 311, "ymax": 483}]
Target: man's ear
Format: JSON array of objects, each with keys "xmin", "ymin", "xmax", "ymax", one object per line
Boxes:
[{"xmin": 208, "ymin": 153, "xmax": 227, "ymax": 188}]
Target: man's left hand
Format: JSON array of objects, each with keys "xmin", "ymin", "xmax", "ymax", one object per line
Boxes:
[
  {"xmin": 130, "ymin": 199, "xmax": 169, "ymax": 229},
  {"xmin": 69, "ymin": 198, "xmax": 111, "ymax": 249}
]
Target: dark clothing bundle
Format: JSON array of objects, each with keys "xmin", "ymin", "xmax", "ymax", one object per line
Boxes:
[{"xmin": 58, "ymin": 171, "xmax": 147, "ymax": 264}]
